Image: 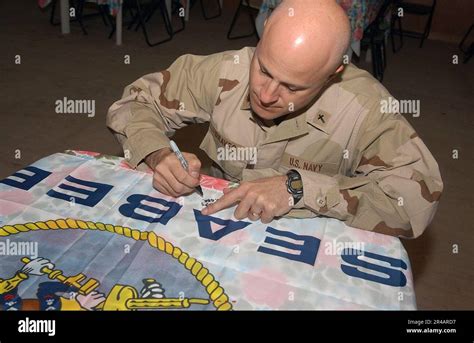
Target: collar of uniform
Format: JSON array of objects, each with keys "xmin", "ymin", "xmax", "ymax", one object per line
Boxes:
[
  {"xmin": 305, "ymin": 107, "xmax": 333, "ymax": 134},
  {"xmin": 262, "ymin": 104, "xmax": 333, "ymax": 146},
  {"xmin": 261, "ymin": 111, "xmax": 310, "ymax": 145},
  {"xmin": 240, "ymin": 88, "xmax": 252, "ymax": 110},
  {"xmin": 242, "ymin": 86, "xmax": 332, "ymax": 142},
  {"xmin": 303, "ymin": 76, "xmax": 339, "ymax": 135}
]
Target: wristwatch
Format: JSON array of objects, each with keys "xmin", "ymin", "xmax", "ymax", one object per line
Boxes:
[{"xmin": 286, "ymin": 169, "xmax": 303, "ymax": 204}]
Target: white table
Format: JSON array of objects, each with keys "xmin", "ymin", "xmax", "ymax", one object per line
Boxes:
[{"xmin": 60, "ymin": 0, "xmax": 224, "ymax": 46}]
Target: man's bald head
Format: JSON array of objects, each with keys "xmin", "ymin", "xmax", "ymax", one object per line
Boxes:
[
  {"xmin": 248, "ymin": 0, "xmax": 351, "ymax": 120},
  {"xmin": 262, "ymin": 0, "xmax": 351, "ymax": 82}
]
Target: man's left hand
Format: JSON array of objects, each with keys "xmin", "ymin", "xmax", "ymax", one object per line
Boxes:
[{"xmin": 201, "ymin": 175, "xmax": 293, "ymax": 223}]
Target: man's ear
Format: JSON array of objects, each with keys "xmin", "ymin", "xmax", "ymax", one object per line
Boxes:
[{"xmin": 324, "ymin": 64, "xmax": 345, "ymax": 86}]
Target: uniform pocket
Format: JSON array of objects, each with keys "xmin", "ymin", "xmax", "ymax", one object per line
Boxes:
[{"xmin": 199, "ymin": 128, "xmax": 247, "ymax": 181}]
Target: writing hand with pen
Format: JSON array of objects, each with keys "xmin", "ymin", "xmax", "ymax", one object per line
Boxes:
[
  {"xmin": 145, "ymin": 140, "xmax": 203, "ymax": 198},
  {"xmin": 145, "ymin": 141, "xmax": 295, "ymax": 223}
]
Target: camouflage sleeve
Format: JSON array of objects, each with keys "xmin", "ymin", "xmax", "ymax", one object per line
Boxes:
[
  {"xmin": 106, "ymin": 52, "xmax": 226, "ymax": 168},
  {"xmin": 297, "ymin": 98, "xmax": 443, "ymax": 238}
]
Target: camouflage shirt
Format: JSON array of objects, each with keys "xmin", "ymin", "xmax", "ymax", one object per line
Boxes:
[{"xmin": 107, "ymin": 47, "xmax": 443, "ymax": 238}]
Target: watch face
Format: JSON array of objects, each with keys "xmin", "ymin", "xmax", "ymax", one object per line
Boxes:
[
  {"xmin": 290, "ymin": 179, "xmax": 303, "ymax": 192},
  {"xmin": 287, "ymin": 170, "xmax": 303, "ymax": 197}
]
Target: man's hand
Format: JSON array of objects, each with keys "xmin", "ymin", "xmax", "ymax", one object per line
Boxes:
[
  {"xmin": 145, "ymin": 148, "xmax": 201, "ymax": 197},
  {"xmin": 202, "ymin": 175, "xmax": 293, "ymax": 223}
]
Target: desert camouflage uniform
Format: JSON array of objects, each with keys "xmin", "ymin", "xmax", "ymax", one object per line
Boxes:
[{"xmin": 107, "ymin": 47, "xmax": 443, "ymax": 238}]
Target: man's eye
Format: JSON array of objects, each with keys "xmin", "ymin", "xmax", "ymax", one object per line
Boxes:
[
  {"xmin": 260, "ymin": 68, "xmax": 269, "ymax": 76},
  {"xmin": 287, "ymin": 86, "xmax": 297, "ymax": 93}
]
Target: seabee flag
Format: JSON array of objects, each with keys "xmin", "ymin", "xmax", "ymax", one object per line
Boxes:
[{"xmin": 0, "ymin": 151, "xmax": 416, "ymax": 311}]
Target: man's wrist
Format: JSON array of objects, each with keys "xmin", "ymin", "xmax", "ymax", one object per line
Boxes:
[{"xmin": 144, "ymin": 148, "xmax": 172, "ymax": 170}]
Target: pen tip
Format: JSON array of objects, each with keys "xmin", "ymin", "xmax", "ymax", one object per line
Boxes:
[{"xmin": 196, "ymin": 186, "xmax": 204, "ymax": 197}]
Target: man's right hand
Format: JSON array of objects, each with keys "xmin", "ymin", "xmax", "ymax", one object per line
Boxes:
[{"xmin": 145, "ymin": 148, "xmax": 201, "ymax": 197}]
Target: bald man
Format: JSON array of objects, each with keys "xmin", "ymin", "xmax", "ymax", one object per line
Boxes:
[{"xmin": 107, "ymin": 0, "xmax": 443, "ymax": 238}]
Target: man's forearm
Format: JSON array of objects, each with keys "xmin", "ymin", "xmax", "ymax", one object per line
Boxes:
[
  {"xmin": 107, "ymin": 52, "xmax": 224, "ymax": 170},
  {"xmin": 296, "ymin": 168, "xmax": 442, "ymax": 238}
]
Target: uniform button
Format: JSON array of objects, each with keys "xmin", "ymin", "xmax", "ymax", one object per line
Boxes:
[{"xmin": 316, "ymin": 197, "xmax": 326, "ymax": 207}]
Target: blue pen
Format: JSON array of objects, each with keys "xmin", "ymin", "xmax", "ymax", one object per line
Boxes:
[{"xmin": 169, "ymin": 140, "xmax": 204, "ymax": 197}]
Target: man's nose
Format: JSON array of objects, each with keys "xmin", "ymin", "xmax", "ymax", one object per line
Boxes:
[{"xmin": 260, "ymin": 80, "xmax": 279, "ymax": 105}]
